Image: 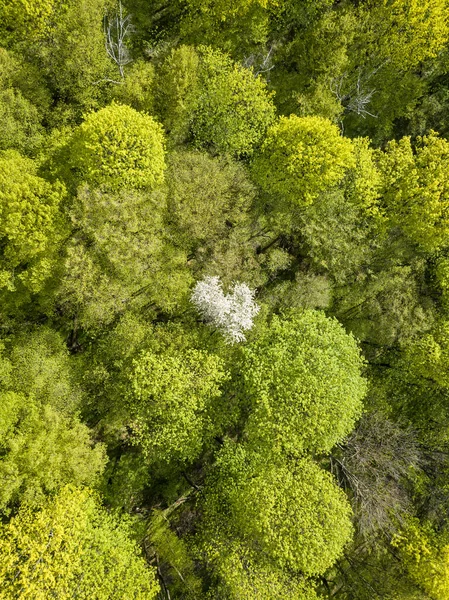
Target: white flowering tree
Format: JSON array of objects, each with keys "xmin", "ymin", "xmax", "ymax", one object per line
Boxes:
[{"xmin": 191, "ymin": 276, "xmax": 260, "ymax": 344}]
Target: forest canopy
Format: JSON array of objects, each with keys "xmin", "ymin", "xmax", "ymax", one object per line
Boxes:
[{"xmin": 2, "ymin": 0, "xmax": 449, "ymax": 598}]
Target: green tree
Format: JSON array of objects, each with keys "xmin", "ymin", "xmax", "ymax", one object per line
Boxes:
[
  {"xmin": 155, "ymin": 45, "xmax": 276, "ymax": 156},
  {"xmin": 0, "ymin": 392, "xmax": 106, "ymax": 513},
  {"xmin": 251, "ymin": 115, "xmax": 355, "ymax": 210},
  {"xmin": 0, "ymin": 0, "xmax": 56, "ymax": 44},
  {"xmin": 34, "ymin": 0, "xmax": 115, "ymax": 118},
  {"xmin": 206, "ymin": 541, "xmax": 321, "ymax": 599},
  {"xmin": 0, "ymin": 150, "xmax": 65, "ymax": 302},
  {"xmin": 154, "ymin": 45, "xmax": 201, "ymax": 145},
  {"xmin": 378, "ymin": 132, "xmax": 449, "ymax": 252},
  {"xmin": 111, "ymin": 59, "xmax": 155, "ymax": 114},
  {"xmin": 0, "ymin": 89, "xmax": 43, "ymax": 155},
  {"xmin": 3, "ymin": 327, "xmax": 83, "ymax": 414},
  {"xmin": 241, "ymin": 310, "xmax": 366, "ymax": 456},
  {"xmin": 393, "ymin": 520, "xmax": 449, "ymax": 600},
  {"xmin": 69, "ymin": 103, "xmax": 166, "ymax": 189},
  {"xmin": 128, "ymin": 348, "xmax": 228, "ymax": 463},
  {"xmin": 359, "ymin": 0, "xmax": 449, "ymax": 73},
  {"xmin": 0, "ymin": 328, "xmax": 105, "ymax": 513},
  {"xmin": 57, "ymin": 185, "xmax": 191, "ymax": 330},
  {"xmin": 200, "ymin": 443, "xmax": 354, "ymax": 576},
  {"xmin": 192, "ymin": 46, "xmax": 276, "ymax": 156},
  {"xmin": 0, "ymin": 485, "xmax": 160, "ymax": 599},
  {"xmin": 166, "ymin": 150, "xmax": 256, "ymax": 254}
]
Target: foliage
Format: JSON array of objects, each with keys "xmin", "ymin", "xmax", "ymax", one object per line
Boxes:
[
  {"xmin": 241, "ymin": 310, "xmax": 366, "ymax": 455},
  {"xmin": 166, "ymin": 150, "xmax": 255, "ymax": 252},
  {"xmin": 252, "ymin": 115, "xmax": 355, "ymax": 209},
  {"xmin": 34, "ymin": 0, "xmax": 115, "ymax": 117},
  {"xmin": 57, "ymin": 184, "xmax": 191, "ymax": 329},
  {"xmin": 3, "ymin": 0, "xmax": 449, "ymax": 597},
  {"xmin": 147, "ymin": 509, "xmax": 202, "ymax": 597},
  {"xmin": 0, "ymin": 89, "xmax": 43, "ymax": 154},
  {"xmin": 155, "ymin": 45, "xmax": 201, "ymax": 145},
  {"xmin": 0, "ymin": 393, "xmax": 106, "ymax": 513},
  {"xmin": 129, "ymin": 347, "xmax": 228, "ymax": 463},
  {"xmin": 191, "ymin": 46, "xmax": 276, "ymax": 156},
  {"xmin": 0, "ymin": 150, "xmax": 64, "ymax": 299},
  {"xmin": 393, "ymin": 520, "xmax": 449, "ymax": 600},
  {"xmin": 360, "ymin": 0, "xmax": 449, "ymax": 71},
  {"xmin": 0, "ymin": 0, "xmax": 56, "ymax": 43},
  {"xmin": 155, "ymin": 45, "xmax": 276, "ymax": 155},
  {"xmin": 201, "ymin": 443, "xmax": 354, "ymax": 576},
  {"xmin": 0, "ymin": 485, "xmax": 160, "ymax": 598},
  {"xmin": 69, "ymin": 103, "xmax": 166, "ymax": 189},
  {"xmin": 206, "ymin": 540, "xmax": 321, "ymax": 600},
  {"xmin": 112, "ymin": 60, "xmax": 155, "ymax": 113},
  {"xmin": 378, "ymin": 132, "xmax": 449, "ymax": 252},
  {"xmin": 3, "ymin": 327, "xmax": 83, "ymax": 414}
]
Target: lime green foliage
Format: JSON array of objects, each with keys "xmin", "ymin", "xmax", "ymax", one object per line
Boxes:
[
  {"xmin": 0, "ymin": 393, "xmax": 106, "ymax": 512},
  {"xmin": 181, "ymin": 0, "xmax": 276, "ymax": 53},
  {"xmin": 0, "ymin": 485, "xmax": 159, "ymax": 599},
  {"xmin": 0, "ymin": 329, "xmax": 105, "ymax": 512},
  {"xmin": 185, "ymin": 0, "xmax": 275, "ymax": 22},
  {"xmin": 201, "ymin": 444, "xmax": 353, "ymax": 576},
  {"xmin": 273, "ymin": 7, "xmax": 355, "ymax": 119},
  {"xmin": 0, "ymin": 151, "xmax": 64, "ymax": 297},
  {"xmin": 4, "ymin": 327, "xmax": 83, "ymax": 414},
  {"xmin": 393, "ymin": 520, "xmax": 449, "ymax": 600},
  {"xmin": 192, "ymin": 46, "xmax": 276, "ymax": 156},
  {"xmin": 346, "ymin": 137, "xmax": 382, "ymax": 212},
  {"xmin": 165, "ymin": 151, "xmax": 263, "ymax": 287},
  {"xmin": 35, "ymin": 0, "xmax": 114, "ymax": 116},
  {"xmin": 0, "ymin": 89, "xmax": 43, "ymax": 155},
  {"xmin": 252, "ymin": 115, "xmax": 355, "ymax": 208},
  {"xmin": 147, "ymin": 509, "xmax": 202, "ymax": 597},
  {"xmin": 404, "ymin": 320, "xmax": 449, "ymax": 389},
  {"xmin": 242, "ymin": 310, "xmax": 366, "ymax": 455},
  {"xmin": 166, "ymin": 150, "xmax": 256, "ymax": 252},
  {"xmin": 129, "ymin": 348, "xmax": 228, "ymax": 463},
  {"xmin": 436, "ymin": 257, "xmax": 449, "ymax": 310},
  {"xmin": 155, "ymin": 45, "xmax": 201, "ymax": 145},
  {"xmin": 58, "ymin": 185, "xmax": 191, "ymax": 329},
  {"xmin": 208, "ymin": 541, "xmax": 321, "ymax": 599},
  {"xmin": 363, "ymin": 0, "xmax": 449, "ymax": 71},
  {"xmin": 69, "ymin": 103, "xmax": 166, "ymax": 189},
  {"xmin": 378, "ymin": 132, "xmax": 449, "ymax": 252},
  {"xmin": 0, "ymin": 0, "xmax": 56, "ymax": 43},
  {"xmin": 0, "ymin": 48, "xmax": 51, "ymax": 116},
  {"xmin": 156, "ymin": 45, "xmax": 276, "ymax": 156},
  {"xmin": 112, "ymin": 60, "xmax": 155, "ymax": 113}
]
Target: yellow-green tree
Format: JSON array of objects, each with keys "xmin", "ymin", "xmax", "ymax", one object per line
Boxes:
[
  {"xmin": 0, "ymin": 151, "xmax": 64, "ymax": 300},
  {"xmin": 378, "ymin": 132, "xmax": 449, "ymax": 252},
  {"xmin": 0, "ymin": 485, "xmax": 160, "ymax": 599},
  {"xmin": 155, "ymin": 46, "xmax": 276, "ymax": 156},
  {"xmin": 360, "ymin": 0, "xmax": 449, "ymax": 71},
  {"xmin": 200, "ymin": 443, "xmax": 353, "ymax": 578},
  {"xmin": 393, "ymin": 520, "xmax": 449, "ymax": 600},
  {"xmin": 0, "ymin": 0, "xmax": 56, "ymax": 44},
  {"xmin": 0, "ymin": 392, "xmax": 106, "ymax": 513},
  {"xmin": 241, "ymin": 310, "xmax": 366, "ymax": 456},
  {"xmin": 129, "ymin": 348, "xmax": 228, "ymax": 463},
  {"xmin": 69, "ymin": 103, "xmax": 166, "ymax": 189},
  {"xmin": 252, "ymin": 115, "xmax": 355, "ymax": 208}
]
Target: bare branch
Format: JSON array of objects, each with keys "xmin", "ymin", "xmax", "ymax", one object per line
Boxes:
[
  {"xmin": 243, "ymin": 45, "xmax": 276, "ymax": 79},
  {"xmin": 104, "ymin": 1, "xmax": 134, "ymax": 79}
]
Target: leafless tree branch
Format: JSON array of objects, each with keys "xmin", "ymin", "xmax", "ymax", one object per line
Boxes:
[{"xmin": 104, "ymin": 1, "xmax": 133, "ymax": 78}]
